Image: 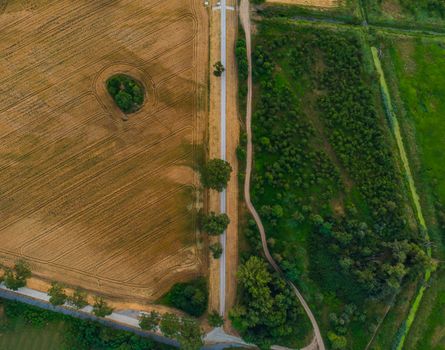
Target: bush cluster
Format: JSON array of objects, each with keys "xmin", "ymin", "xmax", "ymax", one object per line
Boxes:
[{"xmin": 106, "ymin": 74, "xmax": 144, "ymax": 113}]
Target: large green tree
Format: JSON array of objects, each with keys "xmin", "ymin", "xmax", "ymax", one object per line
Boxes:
[
  {"xmin": 230, "ymin": 256, "xmax": 305, "ymax": 349},
  {"xmin": 200, "ymin": 212, "xmax": 230, "ymax": 235},
  {"xmin": 200, "ymin": 159, "xmax": 232, "ymax": 192}
]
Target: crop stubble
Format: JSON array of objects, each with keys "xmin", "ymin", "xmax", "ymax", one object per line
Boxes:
[{"xmin": 0, "ymin": 0, "xmax": 208, "ymax": 302}]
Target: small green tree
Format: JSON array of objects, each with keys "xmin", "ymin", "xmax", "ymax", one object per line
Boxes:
[
  {"xmin": 92, "ymin": 297, "xmax": 114, "ymax": 317},
  {"xmin": 201, "ymin": 159, "xmax": 232, "ymax": 192},
  {"xmin": 67, "ymin": 288, "xmax": 88, "ymax": 309},
  {"xmin": 213, "ymin": 61, "xmax": 225, "ymax": 77},
  {"xmin": 48, "ymin": 282, "xmax": 67, "ymax": 306},
  {"xmin": 210, "ymin": 242, "xmax": 223, "ymax": 259},
  {"xmin": 208, "ymin": 310, "xmax": 224, "ymax": 327},
  {"xmin": 139, "ymin": 311, "xmax": 160, "ymax": 331},
  {"xmin": 3, "ymin": 260, "xmax": 31, "ymax": 291},
  {"xmin": 160, "ymin": 313, "xmax": 181, "ymax": 338},
  {"xmin": 201, "ymin": 212, "xmax": 230, "ymax": 235}
]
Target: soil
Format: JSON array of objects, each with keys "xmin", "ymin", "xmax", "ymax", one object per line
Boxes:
[
  {"xmin": 0, "ymin": 0, "xmax": 208, "ymax": 303},
  {"xmin": 266, "ymin": 0, "xmax": 340, "ymax": 8}
]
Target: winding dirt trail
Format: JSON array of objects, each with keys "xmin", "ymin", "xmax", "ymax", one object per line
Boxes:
[{"xmin": 239, "ymin": 1, "xmax": 325, "ymax": 349}]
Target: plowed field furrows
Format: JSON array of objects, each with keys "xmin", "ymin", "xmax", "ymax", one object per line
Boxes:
[{"xmin": 0, "ymin": 0, "xmax": 208, "ymax": 302}]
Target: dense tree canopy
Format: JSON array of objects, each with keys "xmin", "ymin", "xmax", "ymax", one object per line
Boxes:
[
  {"xmin": 200, "ymin": 212, "xmax": 230, "ymax": 235},
  {"xmin": 201, "ymin": 159, "xmax": 232, "ymax": 192},
  {"xmin": 106, "ymin": 74, "xmax": 144, "ymax": 113},
  {"xmin": 230, "ymin": 257, "xmax": 306, "ymax": 349},
  {"xmin": 163, "ymin": 278, "xmax": 208, "ymax": 317}
]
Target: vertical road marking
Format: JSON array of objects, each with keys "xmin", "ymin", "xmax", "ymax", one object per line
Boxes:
[{"xmin": 219, "ymin": 0, "xmax": 227, "ymax": 317}]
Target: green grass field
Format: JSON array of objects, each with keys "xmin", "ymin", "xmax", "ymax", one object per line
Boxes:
[
  {"xmin": 380, "ymin": 34, "xmax": 445, "ymax": 350},
  {"xmin": 364, "ymin": 0, "xmax": 445, "ymax": 30}
]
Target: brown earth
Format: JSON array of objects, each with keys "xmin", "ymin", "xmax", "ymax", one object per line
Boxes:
[
  {"xmin": 267, "ymin": 0, "xmax": 340, "ymax": 8},
  {"xmin": 0, "ymin": 0, "xmax": 208, "ymax": 303}
]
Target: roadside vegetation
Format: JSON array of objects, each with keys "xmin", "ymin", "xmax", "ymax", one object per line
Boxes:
[
  {"xmin": 0, "ymin": 298, "xmax": 173, "ymax": 350},
  {"xmin": 200, "ymin": 158, "xmax": 232, "ymax": 191},
  {"xmin": 237, "ymin": 18, "xmax": 430, "ymax": 349},
  {"xmin": 160, "ymin": 278, "xmax": 208, "ymax": 317}
]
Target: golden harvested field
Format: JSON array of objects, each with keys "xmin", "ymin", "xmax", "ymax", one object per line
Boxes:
[
  {"xmin": 0, "ymin": 0, "xmax": 208, "ymax": 302},
  {"xmin": 267, "ymin": 0, "xmax": 340, "ymax": 8}
]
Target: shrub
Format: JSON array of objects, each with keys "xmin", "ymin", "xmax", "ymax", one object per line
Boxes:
[
  {"xmin": 139, "ymin": 311, "xmax": 161, "ymax": 331},
  {"xmin": 208, "ymin": 310, "xmax": 224, "ymax": 327},
  {"xmin": 213, "ymin": 61, "xmax": 225, "ymax": 77},
  {"xmin": 210, "ymin": 242, "xmax": 223, "ymax": 259}
]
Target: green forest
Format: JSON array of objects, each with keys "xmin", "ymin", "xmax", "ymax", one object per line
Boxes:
[{"xmin": 236, "ymin": 20, "xmax": 430, "ymax": 349}]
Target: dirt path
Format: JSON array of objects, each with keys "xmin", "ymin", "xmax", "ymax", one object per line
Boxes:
[{"xmin": 239, "ymin": 1, "xmax": 325, "ymax": 349}]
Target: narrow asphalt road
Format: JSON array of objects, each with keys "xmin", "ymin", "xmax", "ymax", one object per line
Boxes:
[
  {"xmin": 239, "ymin": 1, "xmax": 325, "ymax": 349},
  {"xmin": 219, "ymin": 0, "xmax": 228, "ymax": 317}
]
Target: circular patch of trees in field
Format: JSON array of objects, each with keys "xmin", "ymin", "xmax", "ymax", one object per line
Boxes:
[{"xmin": 106, "ymin": 74, "xmax": 144, "ymax": 113}]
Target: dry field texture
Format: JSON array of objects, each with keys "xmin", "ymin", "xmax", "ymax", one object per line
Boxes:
[
  {"xmin": 267, "ymin": 0, "xmax": 340, "ymax": 8},
  {"xmin": 0, "ymin": 0, "xmax": 208, "ymax": 302}
]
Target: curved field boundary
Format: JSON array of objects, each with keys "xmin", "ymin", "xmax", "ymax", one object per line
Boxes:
[
  {"xmin": 240, "ymin": 1, "xmax": 325, "ymax": 349},
  {"xmin": 93, "ymin": 63, "xmax": 157, "ymax": 120},
  {"xmin": 371, "ymin": 47, "xmax": 432, "ymax": 350},
  {"xmin": 0, "ymin": 11, "xmax": 197, "ymax": 114},
  {"xmin": 0, "ymin": 0, "xmax": 205, "ymax": 304}
]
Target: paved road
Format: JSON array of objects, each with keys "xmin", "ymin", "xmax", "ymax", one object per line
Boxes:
[
  {"xmin": 239, "ymin": 1, "xmax": 325, "ymax": 349},
  {"xmin": 219, "ymin": 0, "xmax": 227, "ymax": 317}
]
